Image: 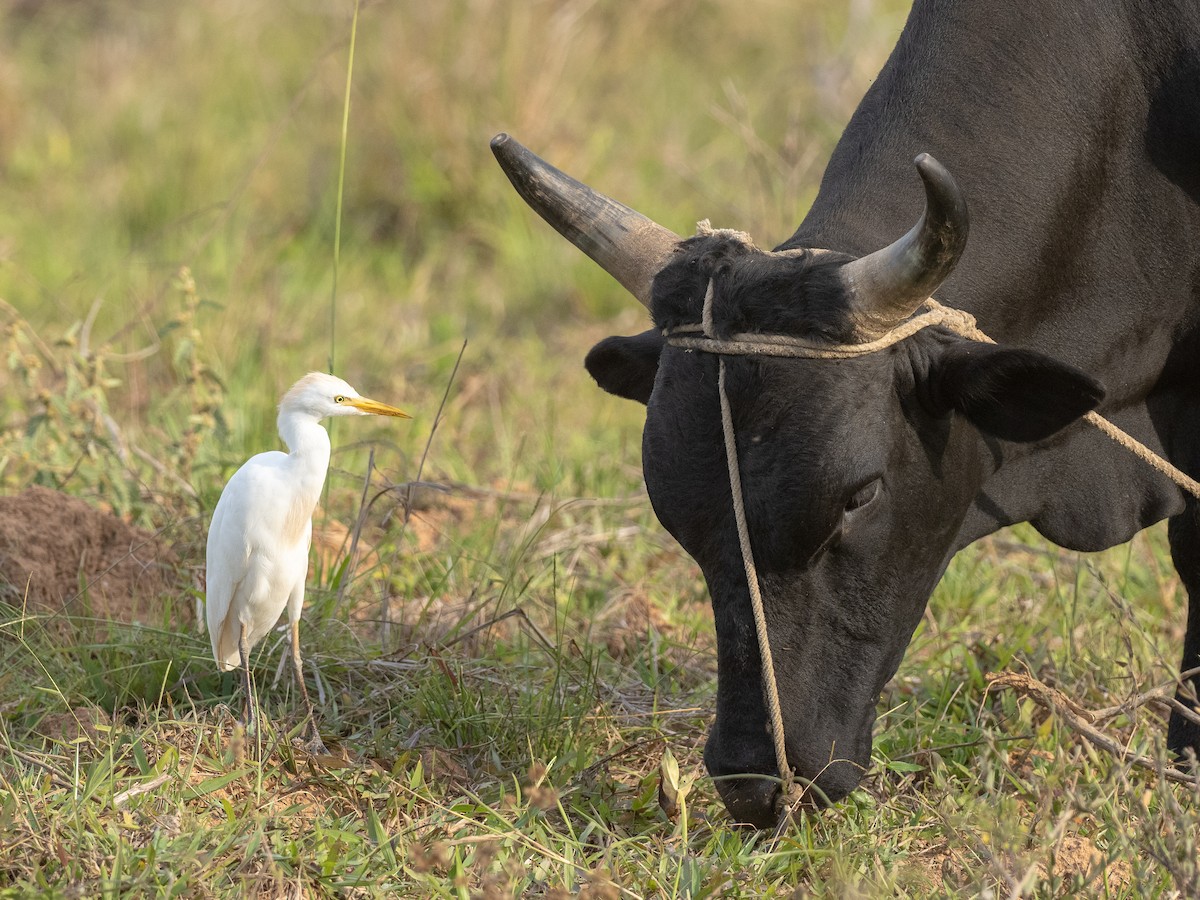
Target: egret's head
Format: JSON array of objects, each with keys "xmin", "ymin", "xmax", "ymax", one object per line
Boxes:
[{"xmin": 281, "ymin": 372, "xmax": 410, "ymax": 421}]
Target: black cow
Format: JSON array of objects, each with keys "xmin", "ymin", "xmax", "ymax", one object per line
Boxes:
[{"xmin": 493, "ymin": 0, "xmax": 1200, "ymax": 827}]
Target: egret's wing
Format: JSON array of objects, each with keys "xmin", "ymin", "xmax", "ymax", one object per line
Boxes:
[
  {"xmin": 205, "ymin": 451, "xmax": 289, "ymax": 669},
  {"xmin": 206, "ymin": 475, "xmax": 248, "ymax": 669}
]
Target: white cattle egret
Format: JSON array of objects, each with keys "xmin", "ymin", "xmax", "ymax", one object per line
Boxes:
[{"xmin": 205, "ymin": 372, "xmax": 409, "ymax": 750}]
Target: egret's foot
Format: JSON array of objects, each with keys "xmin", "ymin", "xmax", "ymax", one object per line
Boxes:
[
  {"xmin": 291, "ymin": 728, "xmax": 329, "ymax": 757},
  {"xmin": 304, "ymin": 733, "xmax": 330, "ymax": 757}
]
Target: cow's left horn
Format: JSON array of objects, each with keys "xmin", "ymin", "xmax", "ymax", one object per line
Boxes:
[
  {"xmin": 840, "ymin": 153, "xmax": 969, "ymax": 336},
  {"xmin": 491, "ymin": 133, "xmax": 681, "ymax": 309}
]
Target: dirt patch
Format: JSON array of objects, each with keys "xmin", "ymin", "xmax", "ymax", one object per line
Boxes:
[
  {"xmin": 404, "ymin": 488, "xmax": 497, "ymax": 555},
  {"xmin": 31, "ymin": 705, "xmax": 113, "ymax": 746},
  {"xmin": 1051, "ymin": 834, "xmax": 1131, "ymax": 892},
  {"xmin": 311, "ymin": 516, "xmax": 380, "ymax": 575},
  {"xmin": 593, "ymin": 590, "xmax": 673, "ymax": 660},
  {"xmin": 0, "ymin": 485, "xmax": 181, "ymax": 623}
]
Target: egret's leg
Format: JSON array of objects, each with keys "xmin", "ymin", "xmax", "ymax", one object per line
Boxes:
[
  {"xmin": 239, "ymin": 623, "xmax": 257, "ymax": 736},
  {"xmin": 290, "ymin": 619, "xmax": 327, "ymax": 755}
]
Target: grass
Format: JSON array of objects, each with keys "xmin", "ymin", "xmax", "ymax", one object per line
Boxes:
[{"xmin": 2, "ymin": 0, "xmax": 1199, "ymax": 896}]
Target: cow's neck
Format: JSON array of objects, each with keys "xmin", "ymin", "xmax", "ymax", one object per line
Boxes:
[
  {"xmin": 785, "ymin": 0, "xmax": 1200, "ymax": 553},
  {"xmin": 792, "ymin": 0, "xmax": 1200, "ymax": 400}
]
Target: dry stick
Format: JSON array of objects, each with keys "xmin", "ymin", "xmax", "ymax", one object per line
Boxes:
[
  {"xmin": 329, "ymin": 341, "xmax": 466, "ymax": 621},
  {"xmin": 436, "ymin": 607, "xmax": 557, "ymax": 657},
  {"xmin": 394, "ymin": 339, "xmax": 468, "ymax": 543},
  {"xmin": 112, "ymin": 771, "xmax": 171, "ymax": 808},
  {"xmin": 985, "ymin": 671, "xmax": 1200, "ymax": 785},
  {"xmin": 1090, "ymin": 664, "xmax": 1200, "ymax": 724},
  {"xmin": 6, "ymin": 744, "xmax": 172, "ymax": 807},
  {"xmin": 332, "ymin": 447, "xmax": 376, "ymax": 615},
  {"xmin": 432, "ymin": 479, "xmax": 647, "ymax": 507},
  {"xmin": 892, "ymin": 733, "xmax": 1034, "ymax": 762},
  {"xmin": 5, "ymin": 748, "xmax": 75, "ymax": 792}
]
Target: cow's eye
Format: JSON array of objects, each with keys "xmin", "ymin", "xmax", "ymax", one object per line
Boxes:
[{"xmin": 845, "ymin": 479, "xmax": 881, "ymax": 513}]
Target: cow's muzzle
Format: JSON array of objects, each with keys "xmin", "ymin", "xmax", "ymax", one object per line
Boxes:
[
  {"xmin": 704, "ymin": 705, "xmax": 874, "ymax": 827},
  {"xmin": 708, "ymin": 759, "xmax": 865, "ymax": 828}
]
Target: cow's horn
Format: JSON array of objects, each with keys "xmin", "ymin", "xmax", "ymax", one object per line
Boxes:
[
  {"xmin": 840, "ymin": 153, "xmax": 969, "ymax": 337},
  {"xmin": 491, "ymin": 133, "xmax": 681, "ymax": 309}
]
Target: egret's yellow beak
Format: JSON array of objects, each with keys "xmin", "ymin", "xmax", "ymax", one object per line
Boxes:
[{"xmin": 347, "ymin": 397, "xmax": 411, "ymax": 418}]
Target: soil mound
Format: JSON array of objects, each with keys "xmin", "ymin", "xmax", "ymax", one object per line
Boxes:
[{"xmin": 0, "ymin": 485, "xmax": 181, "ymax": 623}]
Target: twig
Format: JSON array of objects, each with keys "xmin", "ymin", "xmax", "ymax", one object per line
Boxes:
[
  {"xmin": 408, "ymin": 342, "xmax": 467, "ymax": 526},
  {"xmin": 892, "ymin": 733, "xmax": 1034, "ymax": 762},
  {"xmin": 437, "ymin": 607, "xmax": 557, "ymax": 657},
  {"xmin": 533, "ymin": 524, "xmax": 645, "ymax": 559},
  {"xmin": 6, "ymin": 748, "xmax": 75, "ymax": 792},
  {"xmin": 113, "ymin": 771, "xmax": 171, "ymax": 808},
  {"xmin": 986, "ymin": 671, "xmax": 1200, "ymax": 786},
  {"xmin": 432, "ymin": 480, "xmax": 647, "ymax": 507},
  {"xmin": 1164, "ymin": 696, "xmax": 1200, "ymax": 729},
  {"xmin": 388, "ymin": 340, "xmax": 467, "ymax": 551},
  {"xmin": 132, "ymin": 444, "xmax": 199, "ymax": 498},
  {"xmin": 1089, "ymin": 664, "xmax": 1200, "ymax": 724},
  {"xmin": 572, "ymin": 736, "xmax": 665, "ymax": 784},
  {"xmin": 333, "ymin": 447, "xmax": 375, "ymax": 614},
  {"xmin": 7, "ymin": 746, "xmax": 174, "ymax": 808}
]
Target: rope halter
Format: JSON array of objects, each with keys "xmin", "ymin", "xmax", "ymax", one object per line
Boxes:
[{"xmin": 665, "ymin": 245, "xmax": 1200, "ymax": 827}]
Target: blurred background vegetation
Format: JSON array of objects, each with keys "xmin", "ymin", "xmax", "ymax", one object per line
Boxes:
[{"xmin": 0, "ymin": 0, "xmax": 909, "ymax": 524}]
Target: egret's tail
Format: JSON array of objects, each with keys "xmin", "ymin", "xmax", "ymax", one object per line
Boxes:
[{"xmin": 212, "ymin": 615, "xmax": 243, "ymax": 671}]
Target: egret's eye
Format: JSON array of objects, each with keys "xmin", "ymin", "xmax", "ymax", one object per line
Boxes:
[{"xmin": 334, "ymin": 396, "xmax": 345, "ymax": 403}]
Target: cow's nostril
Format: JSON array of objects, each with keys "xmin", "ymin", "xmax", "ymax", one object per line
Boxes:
[{"xmin": 711, "ymin": 775, "xmax": 783, "ymax": 829}]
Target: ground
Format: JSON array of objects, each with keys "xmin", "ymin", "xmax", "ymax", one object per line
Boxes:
[{"xmin": 0, "ymin": 485, "xmax": 182, "ymax": 624}]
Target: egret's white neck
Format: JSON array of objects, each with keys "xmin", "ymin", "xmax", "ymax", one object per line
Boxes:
[{"xmin": 277, "ymin": 409, "xmax": 332, "ymax": 486}]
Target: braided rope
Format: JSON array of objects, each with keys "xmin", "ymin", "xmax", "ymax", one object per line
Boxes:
[
  {"xmin": 669, "ymin": 301, "xmax": 977, "ymax": 359},
  {"xmin": 683, "ymin": 282, "xmax": 1200, "ymax": 827},
  {"xmin": 669, "ymin": 297, "xmax": 1200, "ymax": 499},
  {"xmin": 717, "ymin": 357, "xmax": 797, "ymax": 812}
]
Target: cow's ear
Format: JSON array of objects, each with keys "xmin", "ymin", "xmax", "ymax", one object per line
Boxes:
[
  {"xmin": 928, "ymin": 342, "xmax": 1105, "ymax": 442},
  {"xmin": 584, "ymin": 329, "xmax": 664, "ymax": 405}
]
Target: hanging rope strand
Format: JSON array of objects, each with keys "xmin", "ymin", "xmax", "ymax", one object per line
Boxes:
[
  {"xmin": 700, "ymin": 280, "xmax": 799, "ymax": 817},
  {"xmin": 717, "ymin": 359, "xmax": 797, "ymax": 809}
]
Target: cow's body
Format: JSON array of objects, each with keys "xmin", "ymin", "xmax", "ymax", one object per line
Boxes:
[
  {"xmin": 494, "ymin": 0, "xmax": 1200, "ymax": 826},
  {"xmin": 799, "ymin": 0, "xmax": 1200, "ymax": 559}
]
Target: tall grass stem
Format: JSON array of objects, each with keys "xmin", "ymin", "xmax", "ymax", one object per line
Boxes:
[{"xmin": 329, "ymin": 0, "xmax": 360, "ymax": 376}]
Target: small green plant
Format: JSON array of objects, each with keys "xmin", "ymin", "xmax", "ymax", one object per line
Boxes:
[
  {"xmin": 0, "ymin": 269, "xmax": 226, "ymax": 525},
  {"xmin": 2, "ymin": 306, "xmax": 141, "ymax": 515}
]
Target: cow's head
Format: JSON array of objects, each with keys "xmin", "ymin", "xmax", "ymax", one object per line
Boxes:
[{"xmin": 492, "ymin": 134, "xmax": 1103, "ymax": 826}]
